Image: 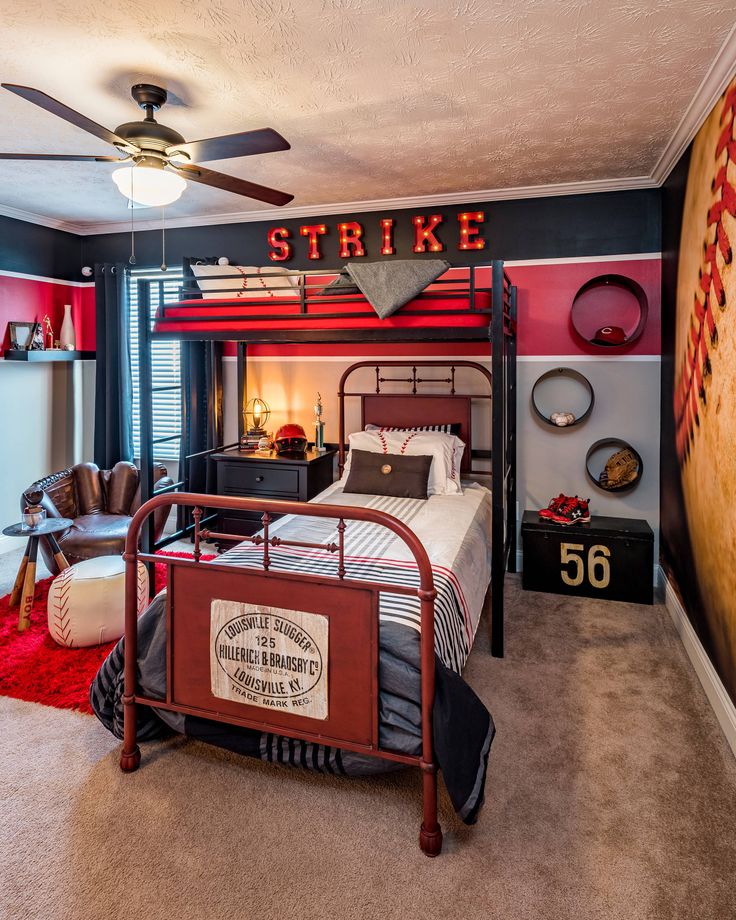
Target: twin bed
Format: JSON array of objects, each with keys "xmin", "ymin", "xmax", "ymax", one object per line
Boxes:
[{"xmin": 94, "ymin": 261, "xmax": 517, "ymax": 856}]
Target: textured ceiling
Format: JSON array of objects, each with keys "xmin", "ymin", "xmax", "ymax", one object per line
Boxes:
[{"xmin": 0, "ymin": 0, "xmax": 733, "ymax": 227}]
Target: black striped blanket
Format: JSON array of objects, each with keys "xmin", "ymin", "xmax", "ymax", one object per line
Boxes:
[{"xmin": 91, "ymin": 487, "xmax": 495, "ymax": 823}]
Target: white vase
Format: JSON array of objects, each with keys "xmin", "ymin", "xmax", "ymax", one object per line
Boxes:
[{"xmin": 60, "ymin": 304, "xmax": 76, "ymax": 350}]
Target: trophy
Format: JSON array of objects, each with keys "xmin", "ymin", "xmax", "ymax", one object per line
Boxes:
[{"xmin": 314, "ymin": 392, "xmax": 326, "ymax": 453}]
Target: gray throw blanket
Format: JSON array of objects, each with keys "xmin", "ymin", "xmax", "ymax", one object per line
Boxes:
[{"xmin": 345, "ymin": 259, "xmax": 450, "ymax": 319}]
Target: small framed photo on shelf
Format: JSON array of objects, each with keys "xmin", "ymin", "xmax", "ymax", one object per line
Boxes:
[{"xmin": 8, "ymin": 321, "xmax": 42, "ymax": 350}]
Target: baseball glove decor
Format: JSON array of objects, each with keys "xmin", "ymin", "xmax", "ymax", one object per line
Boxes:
[{"xmin": 599, "ymin": 447, "xmax": 640, "ymax": 490}]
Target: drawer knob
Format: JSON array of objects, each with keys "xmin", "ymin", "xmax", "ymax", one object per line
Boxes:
[{"xmin": 256, "ymin": 475, "xmax": 264, "ymax": 482}]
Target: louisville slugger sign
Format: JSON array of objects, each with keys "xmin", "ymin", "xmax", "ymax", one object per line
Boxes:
[{"xmin": 210, "ymin": 600, "xmax": 328, "ymax": 720}]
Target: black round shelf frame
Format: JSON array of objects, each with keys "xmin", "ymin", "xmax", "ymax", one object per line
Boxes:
[
  {"xmin": 571, "ymin": 274, "xmax": 649, "ymax": 348},
  {"xmin": 531, "ymin": 367, "xmax": 595, "ymax": 428},
  {"xmin": 585, "ymin": 437, "xmax": 643, "ymax": 494}
]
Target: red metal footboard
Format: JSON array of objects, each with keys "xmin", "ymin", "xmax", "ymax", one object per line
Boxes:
[{"xmin": 121, "ymin": 491, "xmax": 442, "ymax": 856}]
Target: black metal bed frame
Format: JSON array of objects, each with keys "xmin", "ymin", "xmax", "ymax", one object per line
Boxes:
[{"xmin": 133, "ymin": 259, "xmax": 517, "ymax": 656}]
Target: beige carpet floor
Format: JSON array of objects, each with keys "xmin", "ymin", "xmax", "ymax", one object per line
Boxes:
[{"xmin": 1, "ymin": 576, "xmax": 736, "ymax": 920}]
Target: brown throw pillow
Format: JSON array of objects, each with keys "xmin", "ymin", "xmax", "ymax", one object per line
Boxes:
[{"xmin": 343, "ymin": 450, "xmax": 432, "ymax": 499}]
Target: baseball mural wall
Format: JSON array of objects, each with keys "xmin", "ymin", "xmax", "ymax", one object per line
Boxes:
[{"xmin": 669, "ymin": 75, "xmax": 736, "ymax": 703}]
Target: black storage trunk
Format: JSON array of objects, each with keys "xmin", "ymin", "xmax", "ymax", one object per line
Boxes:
[{"xmin": 521, "ymin": 511, "xmax": 654, "ymax": 605}]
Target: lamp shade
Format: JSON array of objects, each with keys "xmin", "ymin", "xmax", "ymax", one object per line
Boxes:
[{"xmin": 112, "ymin": 164, "xmax": 187, "ymax": 207}]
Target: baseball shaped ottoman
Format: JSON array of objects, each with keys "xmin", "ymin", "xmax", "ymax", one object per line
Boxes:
[{"xmin": 47, "ymin": 556, "xmax": 149, "ymax": 648}]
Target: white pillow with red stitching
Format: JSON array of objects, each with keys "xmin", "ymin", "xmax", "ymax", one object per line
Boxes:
[
  {"xmin": 364, "ymin": 424, "xmax": 466, "ymax": 483},
  {"xmin": 342, "ymin": 429, "xmax": 463, "ymax": 495},
  {"xmin": 191, "ymin": 264, "xmax": 299, "ymax": 300}
]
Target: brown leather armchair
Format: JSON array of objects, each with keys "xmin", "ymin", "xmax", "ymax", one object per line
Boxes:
[{"xmin": 22, "ymin": 461, "xmax": 174, "ymax": 575}]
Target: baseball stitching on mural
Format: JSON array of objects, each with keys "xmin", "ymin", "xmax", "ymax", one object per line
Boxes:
[{"xmin": 675, "ymin": 83, "xmax": 736, "ymax": 461}]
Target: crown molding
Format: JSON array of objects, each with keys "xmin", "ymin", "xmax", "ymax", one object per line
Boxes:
[
  {"xmin": 0, "ymin": 202, "xmax": 87, "ymax": 234},
  {"xmin": 651, "ymin": 23, "xmax": 736, "ymax": 185},
  {"xmin": 3, "ymin": 25, "xmax": 735, "ymax": 237},
  {"xmin": 71, "ymin": 175, "xmax": 656, "ymax": 235}
]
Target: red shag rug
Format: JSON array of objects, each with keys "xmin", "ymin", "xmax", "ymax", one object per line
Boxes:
[{"xmin": 0, "ymin": 553, "xmax": 215, "ymax": 714}]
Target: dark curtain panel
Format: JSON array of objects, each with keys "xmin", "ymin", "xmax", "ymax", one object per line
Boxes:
[
  {"xmin": 94, "ymin": 263, "xmax": 134, "ymax": 469},
  {"xmin": 177, "ymin": 341, "xmax": 224, "ymax": 530}
]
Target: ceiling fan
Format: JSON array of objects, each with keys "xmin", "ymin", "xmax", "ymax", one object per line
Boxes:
[{"xmin": 0, "ymin": 82, "xmax": 294, "ymax": 208}]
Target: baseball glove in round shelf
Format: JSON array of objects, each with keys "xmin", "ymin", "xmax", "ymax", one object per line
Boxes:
[
  {"xmin": 531, "ymin": 367, "xmax": 594, "ymax": 428},
  {"xmin": 571, "ymin": 275, "xmax": 648, "ymax": 348},
  {"xmin": 585, "ymin": 438, "xmax": 643, "ymax": 493}
]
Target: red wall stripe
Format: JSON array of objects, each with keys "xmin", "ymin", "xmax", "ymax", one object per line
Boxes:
[{"xmin": 0, "ymin": 275, "xmax": 95, "ymax": 355}]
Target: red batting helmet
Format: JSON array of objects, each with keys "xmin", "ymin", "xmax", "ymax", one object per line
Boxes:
[{"xmin": 274, "ymin": 424, "xmax": 308, "ymax": 455}]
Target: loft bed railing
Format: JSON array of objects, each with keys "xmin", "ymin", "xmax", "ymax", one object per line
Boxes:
[
  {"xmin": 149, "ymin": 262, "xmax": 507, "ymax": 342},
  {"xmin": 133, "ymin": 259, "xmax": 516, "ymax": 657}
]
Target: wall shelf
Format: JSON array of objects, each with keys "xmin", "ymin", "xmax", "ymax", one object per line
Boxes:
[{"xmin": 2, "ymin": 349, "xmax": 95, "ymax": 362}]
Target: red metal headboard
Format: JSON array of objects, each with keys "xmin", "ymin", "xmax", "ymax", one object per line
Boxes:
[{"xmin": 338, "ymin": 361, "xmax": 492, "ymax": 476}]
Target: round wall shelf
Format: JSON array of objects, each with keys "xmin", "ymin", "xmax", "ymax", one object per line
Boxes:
[
  {"xmin": 531, "ymin": 367, "xmax": 594, "ymax": 428},
  {"xmin": 585, "ymin": 438, "xmax": 643, "ymax": 493},
  {"xmin": 571, "ymin": 274, "xmax": 648, "ymax": 348}
]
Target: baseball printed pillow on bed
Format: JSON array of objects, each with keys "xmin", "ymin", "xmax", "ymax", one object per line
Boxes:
[
  {"xmin": 343, "ymin": 429, "xmax": 464, "ymax": 494},
  {"xmin": 364, "ymin": 424, "xmax": 466, "ymax": 482},
  {"xmin": 191, "ymin": 264, "xmax": 299, "ymax": 300}
]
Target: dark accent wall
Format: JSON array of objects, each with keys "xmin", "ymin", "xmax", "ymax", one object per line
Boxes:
[
  {"xmin": 0, "ymin": 213, "xmax": 80, "ymax": 279},
  {"xmin": 80, "ymin": 189, "xmax": 661, "ymax": 269},
  {"xmin": 659, "ymin": 147, "xmax": 701, "ymax": 612}
]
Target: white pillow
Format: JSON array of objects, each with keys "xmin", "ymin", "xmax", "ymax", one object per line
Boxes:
[
  {"xmin": 363, "ymin": 425, "xmax": 466, "ymax": 490},
  {"xmin": 343, "ymin": 429, "xmax": 463, "ymax": 495},
  {"xmin": 191, "ymin": 264, "xmax": 299, "ymax": 300}
]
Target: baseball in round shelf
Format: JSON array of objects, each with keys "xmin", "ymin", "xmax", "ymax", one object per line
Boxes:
[
  {"xmin": 571, "ymin": 274, "xmax": 648, "ymax": 348},
  {"xmin": 585, "ymin": 438, "xmax": 643, "ymax": 493},
  {"xmin": 531, "ymin": 367, "xmax": 594, "ymax": 428}
]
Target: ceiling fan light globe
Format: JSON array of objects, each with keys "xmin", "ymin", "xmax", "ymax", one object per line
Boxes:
[{"xmin": 111, "ymin": 164, "xmax": 186, "ymax": 207}]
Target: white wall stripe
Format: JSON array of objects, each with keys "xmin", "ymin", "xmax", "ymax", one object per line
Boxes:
[
  {"xmin": 505, "ymin": 252, "xmax": 661, "ymax": 266},
  {"xmin": 0, "ymin": 268, "xmax": 93, "ymax": 288}
]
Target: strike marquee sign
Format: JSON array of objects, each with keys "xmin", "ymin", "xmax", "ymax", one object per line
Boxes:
[
  {"xmin": 210, "ymin": 600, "xmax": 328, "ymax": 720},
  {"xmin": 266, "ymin": 211, "xmax": 486, "ymax": 261}
]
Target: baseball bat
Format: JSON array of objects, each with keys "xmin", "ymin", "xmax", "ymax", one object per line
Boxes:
[
  {"xmin": 18, "ymin": 538, "xmax": 38, "ymax": 632},
  {"xmin": 9, "ymin": 538, "xmax": 30, "ymax": 607}
]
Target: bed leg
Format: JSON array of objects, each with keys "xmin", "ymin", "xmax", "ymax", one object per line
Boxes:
[
  {"xmin": 119, "ymin": 693, "xmax": 141, "ymax": 772},
  {"xmin": 419, "ymin": 764, "xmax": 443, "ymax": 857}
]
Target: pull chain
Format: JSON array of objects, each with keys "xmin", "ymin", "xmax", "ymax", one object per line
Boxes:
[
  {"xmin": 161, "ymin": 206, "xmax": 167, "ymax": 272},
  {"xmin": 128, "ymin": 167, "xmax": 136, "ymax": 265}
]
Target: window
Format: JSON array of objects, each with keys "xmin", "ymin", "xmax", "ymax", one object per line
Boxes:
[{"xmin": 128, "ymin": 267, "xmax": 183, "ymax": 462}]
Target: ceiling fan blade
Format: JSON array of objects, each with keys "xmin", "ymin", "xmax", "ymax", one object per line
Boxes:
[
  {"xmin": 1, "ymin": 84, "xmax": 139, "ymax": 154},
  {"xmin": 173, "ymin": 163, "xmax": 294, "ymax": 206},
  {"xmin": 0, "ymin": 153, "xmax": 121, "ymax": 161},
  {"xmin": 167, "ymin": 128, "xmax": 290, "ymax": 163}
]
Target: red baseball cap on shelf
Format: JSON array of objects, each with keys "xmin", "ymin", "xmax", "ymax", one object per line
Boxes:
[{"xmin": 591, "ymin": 325, "xmax": 627, "ymax": 346}]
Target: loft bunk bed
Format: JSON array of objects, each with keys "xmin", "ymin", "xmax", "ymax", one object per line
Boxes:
[
  {"xmin": 134, "ymin": 259, "xmax": 517, "ymax": 652},
  {"xmin": 124, "ymin": 259, "xmax": 516, "ymax": 855}
]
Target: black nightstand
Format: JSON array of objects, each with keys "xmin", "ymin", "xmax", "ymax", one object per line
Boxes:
[
  {"xmin": 521, "ymin": 510, "xmax": 654, "ymax": 605},
  {"xmin": 209, "ymin": 447, "xmax": 337, "ymax": 546}
]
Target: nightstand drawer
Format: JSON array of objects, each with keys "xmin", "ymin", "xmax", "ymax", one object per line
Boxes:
[{"xmin": 219, "ymin": 462, "xmax": 300, "ymax": 497}]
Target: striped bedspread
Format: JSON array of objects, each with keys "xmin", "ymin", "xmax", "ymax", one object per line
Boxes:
[{"xmin": 91, "ymin": 482, "xmax": 495, "ymax": 823}]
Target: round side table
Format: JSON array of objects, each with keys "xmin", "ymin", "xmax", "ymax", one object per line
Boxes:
[{"xmin": 2, "ymin": 518, "xmax": 73, "ymax": 631}]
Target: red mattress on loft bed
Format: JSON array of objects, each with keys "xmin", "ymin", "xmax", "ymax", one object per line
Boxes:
[{"xmin": 152, "ymin": 267, "xmax": 496, "ymax": 338}]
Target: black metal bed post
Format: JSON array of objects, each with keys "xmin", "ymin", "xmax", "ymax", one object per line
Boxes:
[
  {"xmin": 507, "ymin": 284, "xmax": 518, "ymax": 574},
  {"xmin": 490, "ymin": 260, "xmax": 506, "ymax": 658},
  {"xmin": 137, "ymin": 277, "xmax": 156, "ymax": 593},
  {"xmin": 237, "ymin": 342, "xmax": 247, "ymax": 441}
]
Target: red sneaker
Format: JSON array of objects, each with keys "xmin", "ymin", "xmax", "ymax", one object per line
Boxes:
[
  {"xmin": 550, "ymin": 496, "xmax": 591, "ymax": 526},
  {"xmin": 539, "ymin": 494, "xmax": 567, "ymax": 520}
]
